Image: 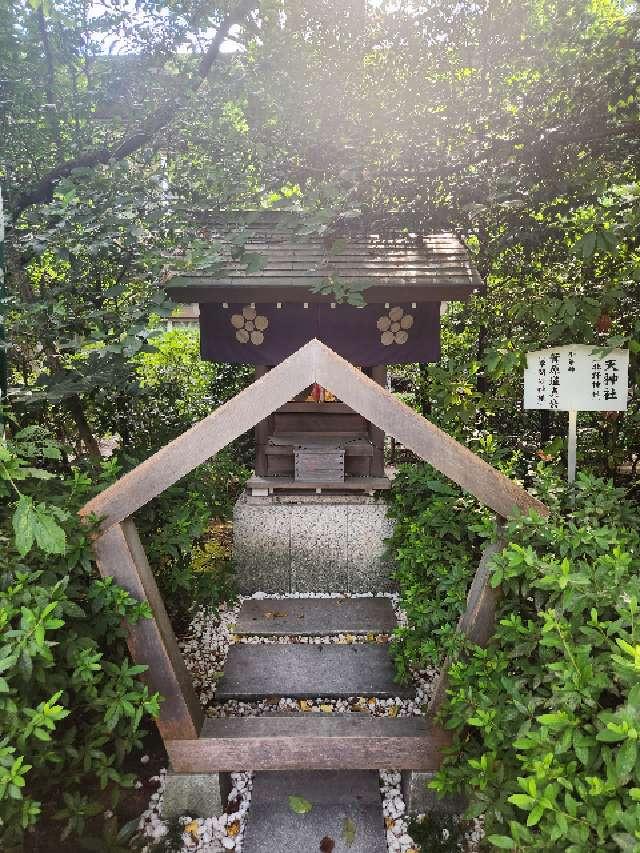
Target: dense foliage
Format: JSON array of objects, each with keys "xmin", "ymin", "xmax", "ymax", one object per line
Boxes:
[
  {"xmin": 389, "ymin": 465, "xmax": 640, "ymax": 851},
  {"xmin": 385, "ymin": 463, "xmax": 489, "ymax": 681},
  {"xmin": 0, "ymin": 338, "xmax": 249, "ymax": 845},
  {"xmin": 1, "ymin": 0, "xmax": 639, "ymax": 847},
  {"xmin": 0, "ymin": 428, "xmax": 160, "ymax": 845}
]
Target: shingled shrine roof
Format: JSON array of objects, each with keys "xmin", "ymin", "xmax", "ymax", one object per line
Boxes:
[{"xmin": 166, "ymin": 215, "xmax": 483, "ymax": 304}]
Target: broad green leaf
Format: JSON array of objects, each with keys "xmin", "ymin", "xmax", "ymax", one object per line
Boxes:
[
  {"xmin": 12, "ymin": 495, "xmax": 35, "ymax": 556},
  {"xmin": 508, "ymin": 793, "xmax": 535, "ymax": 809},
  {"xmin": 33, "ymin": 505, "xmax": 66, "ymax": 555},
  {"xmin": 527, "ymin": 804, "xmax": 545, "ymax": 827},
  {"xmin": 537, "ymin": 712, "xmax": 569, "ymax": 728},
  {"xmin": 615, "ymin": 741, "xmax": 637, "ymax": 780},
  {"xmin": 487, "ymin": 837, "xmax": 515, "ymax": 849}
]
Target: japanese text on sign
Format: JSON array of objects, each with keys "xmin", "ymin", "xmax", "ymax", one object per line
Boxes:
[{"xmin": 524, "ymin": 345, "xmax": 629, "ymax": 412}]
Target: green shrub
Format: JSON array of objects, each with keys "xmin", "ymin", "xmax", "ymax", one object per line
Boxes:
[
  {"xmin": 134, "ymin": 450, "xmax": 248, "ymax": 633},
  {"xmin": 425, "ymin": 472, "xmax": 640, "ymax": 851},
  {"xmin": 385, "ymin": 462, "xmax": 491, "ymax": 681},
  {"xmin": 93, "ymin": 328, "xmax": 254, "ymax": 457},
  {"xmin": 0, "ymin": 428, "xmax": 160, "ymax": 844}
]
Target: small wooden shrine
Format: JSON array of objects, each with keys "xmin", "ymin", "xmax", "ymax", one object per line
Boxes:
[{"xmin": 166, "ymin": 214, "xmax": 482, "ymax": 493}]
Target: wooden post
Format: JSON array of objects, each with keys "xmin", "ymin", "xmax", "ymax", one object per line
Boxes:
[
  {"xmin": 428, "ymin": 538, "xmax": 505, "ymax": 716},
  {"xmin": 254, "ymin": 365, "xmax": 272, "ymax": 476},
  {"xmin": 567, "ymin": 409, "xmax": 577, "ymax": 484},
  {"xmin": 369, "ymin": 365, "xmax": 387, "ymax": 477},
  {"xmin": 93, "ymin": 520, "xmax": 203, "ymax": 740}
]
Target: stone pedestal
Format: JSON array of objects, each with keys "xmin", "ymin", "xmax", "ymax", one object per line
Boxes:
[
  {"xmin": 232, "ymin": 494, "xmax": 395, "ymax": 594},
  {"xmin": 161, "ymin": 771, "xmax": 231, "ymax": 819},
  {"xmin": 401, "ymin": 771, "xmax": 467, "ymax": 816}
]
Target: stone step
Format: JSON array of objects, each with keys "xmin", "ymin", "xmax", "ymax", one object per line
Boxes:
[
  {"xmin": 166, "ymin": 715, "xmax": 450, "ymax": 772},
  {"xmin": 235, "ymin": 596, "xmax": 397, "ymax": 636},
  {"xmin": 242, "ymin": 770, "xmax": 387, "ymax": 853},
  {"xmin": 216, "ymin": 644, "xmax": 413, "ymax": 701}
]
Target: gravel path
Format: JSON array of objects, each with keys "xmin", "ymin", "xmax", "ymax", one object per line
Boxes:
[{"xmin": 135, "ymin": 592, "xmax": 479, "ymax": 852}]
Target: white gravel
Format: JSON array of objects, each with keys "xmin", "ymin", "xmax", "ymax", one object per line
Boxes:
[
  {"xmin": 135, "ymin": 592, "xmax": 477, "ymax": 852},
  {"xmin": 137, "ymin": 768, "xmax": 253, "ymax": 852}
]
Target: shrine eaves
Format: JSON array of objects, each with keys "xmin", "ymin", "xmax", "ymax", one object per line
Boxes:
[{"xmin": 165, "ymin": 213, "xmax": 483, "ymax": 366}]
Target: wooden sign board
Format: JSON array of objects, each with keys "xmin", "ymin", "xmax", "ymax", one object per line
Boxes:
[{"xmin": 524, "ymin": 345, "xmax": 629, "ymax": 412}]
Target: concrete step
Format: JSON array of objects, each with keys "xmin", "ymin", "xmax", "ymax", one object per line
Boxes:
[
  {"xmin": 235, "ymin": 596, "xmax": 397, "ymax": 636},
  {"xmin": 216, "ymin": 644, "xmax": 413, "ymax": 701},
  {"xmin": 166, "ymin": 714, "xmax": 451, "ymax": 772},
  {"xmin": 242, "ymin": 770, "xmax": 387, "ymax": 853}
]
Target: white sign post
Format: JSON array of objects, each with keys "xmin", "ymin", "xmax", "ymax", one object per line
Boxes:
[{"xmin": 524, "ymin": 345, "xmax": 629, "ymax": 483}]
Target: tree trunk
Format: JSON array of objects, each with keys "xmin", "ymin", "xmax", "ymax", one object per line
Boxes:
[{"xmin": 64, "ymin": 394, "xmax": 101, "ymax": 461}]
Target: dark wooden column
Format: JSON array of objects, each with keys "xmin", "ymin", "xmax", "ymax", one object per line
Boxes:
[
  {"xmin": 254, "ymin": 365, "xmax": 272, "ymax": 476},
  {"xmin": 369, "ymin": 365, "xmax": 387, "ymax": 477}
]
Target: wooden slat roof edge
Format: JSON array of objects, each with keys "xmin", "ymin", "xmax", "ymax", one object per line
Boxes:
[
  {"xmin": 80, "ymin": 340, "xmax": 547, "ymax": 531},
  {"xmin": 165, "ymin": 227, "xmax": 484, "ymax": 299}
]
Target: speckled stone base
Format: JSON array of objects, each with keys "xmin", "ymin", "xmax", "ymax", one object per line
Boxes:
[
  {"xmin": 401, "ymin": 771, "xmax": 468, "ymax": 815},
  {"xmin": 161, "ymin": 771, "xmax": 231, "ymax": 819},
  {"xmin": 232, "ymin": 494, "xmax": 395, "ymax": 594}
]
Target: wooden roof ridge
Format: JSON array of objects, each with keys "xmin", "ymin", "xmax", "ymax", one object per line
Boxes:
[
  {"xmin": 165, "ymin": 216, "xmax": 483, "ymax": 302},
  {"xmin": 80, "ymin": 340, "xmax": 547, "ymax": 531}
]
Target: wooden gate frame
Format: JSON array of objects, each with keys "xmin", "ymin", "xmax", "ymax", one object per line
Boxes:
[{"xmin": 80, "ymin": 339, "xmax": 548, "ymax": 758}]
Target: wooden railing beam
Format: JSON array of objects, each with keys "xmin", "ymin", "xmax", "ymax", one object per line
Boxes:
[{"xmin": 93, "ymin": 520, "xmax": 203, "ymax": 740}]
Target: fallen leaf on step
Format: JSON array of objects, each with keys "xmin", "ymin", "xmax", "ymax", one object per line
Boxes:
[
  {"xmin": 264, "ymin": 610, "xmax": 288, "ymax": 619},
  {"xmin": 385, "ymin": 817, "xmax": 395, "ymax": 829},
  {"xmin": 184, "ymin": 820, "xmax": 199, "ymax": 839},
  {"xmin": 227, "ymin": 820, "xmax": 241, "ymax": 837},
  {"xmin": 288, "ymin": 795, "xmax": 313, "ymax": 814},
  {"xmin": 299, "ymin": 699, "xmax": 313, "ymax": 711},
  {"xmin": 319, "ymin": 836, "xmax": 335, "ymax": 852},
  {"xmin": 368, "ymin": 697, "xmax": 377, "ymax": 706},
  {"xmin": 320, "ymin": 704, "xmax": 333, "ymax": 713},
  {"xmin": 342, "ymin": 816, "xmax": 357, "ymax": 847},
  {"xmin": 367, "ymin": 632, "xmax": 375, "ymax": 642},
  {"xmin": 388, "ymin": 705, "xmax": 399, "ymax": 717}
]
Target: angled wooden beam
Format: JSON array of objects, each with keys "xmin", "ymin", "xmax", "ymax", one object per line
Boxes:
[
  {"xmin": 93, "ymin": 520, "xmax": 203, "ymax": 740},
  {"xmin": 81, "ymin": 339, "xmax": 547, "ymax": 530},
  {"xmin": 80, "ymin": 341, "xmax": 320, "ymax": 531},
  {"xmin": 312, "ymin": 341, "xmax": 547, "ymax": 519}
]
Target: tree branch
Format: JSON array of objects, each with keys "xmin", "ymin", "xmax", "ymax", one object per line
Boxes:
[
  {"xmin": 13, "ymin": 0, "xmax": 255, "ymax": 218},
  {"xmin": 36, "ymin": 3, "xmax": 63, "ymax": 157}
]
